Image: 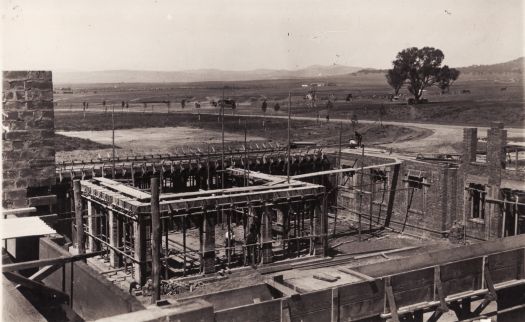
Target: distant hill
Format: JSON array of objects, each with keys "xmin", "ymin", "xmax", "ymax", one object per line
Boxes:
[
  {"xmin": 54, "ymin": 65, "xmax": 362, "ymax": 84},
  {"xmin": 349, "ymin": 57, "xmax": 524, "ymax": 76},
  {"xmin": 458, "ymin": 57, "xmax": 523, "ymax": 74},
  {"xmin": 53, "ymin": 57, "xmax": 523, "ymax": 84}
]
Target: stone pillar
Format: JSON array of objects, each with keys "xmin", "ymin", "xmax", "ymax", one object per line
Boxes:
[
  {"xmin": 133, "ymin": 216, "xmax": 146, "ymax": 284},
  {"xmin": 2, "ymin": 71, "xmax": 55, "ymax": 209},
  {"xmin": 462, "ymin": 128, "xmax": 477, "ymax": 164},
  {"xmin": 260, "ymin": 204, "xmax": 273, "ymax": 264},
  {"xmin": 108, "ymin": 209, "xmax": 121, "ymax": 268},
  {"xmin": 87, "ymin": 201, "xmax": 100, "ymax": 252},
  {"xmin": 201, "ymin": 209, "xmax": 216, "ymax": 274}
]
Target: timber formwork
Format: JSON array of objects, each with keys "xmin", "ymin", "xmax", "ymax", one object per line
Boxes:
[
  {"xmin": 76, "ymin": 170, "xmax": 327, "ymax": 284},
  {"xmin": 91, "ymin": 235, "xmax": 525, "ymax": 322},
  {"xmin": 56, "ymin": 143, "xmax": 331, "ymax": 184}
]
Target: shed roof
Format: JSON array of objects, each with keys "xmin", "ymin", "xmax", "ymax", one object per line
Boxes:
[{"xmin": 1, "ymin": 217, "xmax": 56, "ymax": 239}]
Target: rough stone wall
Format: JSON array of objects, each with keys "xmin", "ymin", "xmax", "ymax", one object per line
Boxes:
[{"xmin": 2, "ymin": 71, "xmax": 55, "ymax": 209}]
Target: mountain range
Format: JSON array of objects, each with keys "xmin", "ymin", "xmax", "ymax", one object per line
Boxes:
[
  {"xmin": 54, "ymin": 65, "xmax": 362, "ymax": 84},
  {"xmin": 54, "ymin": 57, "xmax": 523, "ymax": 84}
]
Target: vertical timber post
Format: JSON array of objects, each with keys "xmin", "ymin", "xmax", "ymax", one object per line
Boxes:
[
  {"xmin": 133, "ymin": 215, "xmax": 146, "ymax": 284},
  {"xmin": 108, "ymin": 209, "xmax": 119, "ymax": 267},
  {"xmin": 261, "ymin": 203, "xmax": 273, "ymax": 264},
  {"xmin": 322, "ymin": 192, "xmax": 329, "ymax": 256},
  {"xmin": 150, "ymin": 177, "xmax": 161, "ymax": 303},
  {"xmin": 87, "ymin": 200, "xmax": 97, "ymax": 252},
  {"xmin": 201, "ymin": 207, "xmax": 216, "ymax": 274},
  {"xmin": 385, "ymin": 163, "xmax": 400, "ymax": 228},
  {"xmin": 73, "ymin": 180, "xmax": 85, "ymax": 255}
]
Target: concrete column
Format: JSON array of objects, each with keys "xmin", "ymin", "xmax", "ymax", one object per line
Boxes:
[
  {"xmin": 201, "ymin": 209, "xmax": 216, "ymax": 274},
  {"xmin": 260, "ymin": 204, "xmax": 273, "ymax": 264},
  {"xmin": 87, "ymin": 201, "xmax": 99, "ymax": 252},
  {"xmin": 108, "ymin": 210, "xmax": 120, "ymax": 268},
  {"xmin": 133, "ymin": 216, "xmax": 146, "ymax": 284}
]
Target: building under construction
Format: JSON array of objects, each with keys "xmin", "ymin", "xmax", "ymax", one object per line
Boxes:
[{"xmin": 2, "ymin": 71, "xmax": 525, "ymax": 322}]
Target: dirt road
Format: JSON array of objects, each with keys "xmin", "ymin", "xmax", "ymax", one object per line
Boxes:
[{"xmin": 229, "ymin": 113, "xmax": 525, "ymax": 154}]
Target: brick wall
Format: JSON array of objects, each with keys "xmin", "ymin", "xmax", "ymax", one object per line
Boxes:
[
  {"xmin": 2, "ymin": 71, "xmax": 55, "ymax": 209},
  {"xmin": 458, "ymin": 123, "xmax": 509, "ymax": 240},
  {"xmin": 338, "ymin": 152, "xmax": 459, "ymax": 237}
]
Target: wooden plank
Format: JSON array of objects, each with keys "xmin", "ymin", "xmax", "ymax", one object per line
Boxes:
[
  {"xmin": 434, "ymin": 266, "xmax": 448, "ymax": 312},
  {"xmin": 17, "ymin": 264, "xmax": 62, "ymax": 287},
  {"xmin": 385, "ymin": 277, "xmax": 400, "ymax": 322},
  {"xmin": 331, "ymin": 287, "xmax": 339, "ymax": 322},
  {"xmin": 338, "ymin": 267, "xmax": 375, "ymax": 282},
  {"xmin": 92, "ymin": 177, "xmax": 151, "ymax": 200},
  {"xmin": 4, "ymin": 271, "xmax": 69, "ymax": 303},
  {"xmin": 291, "ymin": 161, "xmax": 401, "ymax": 179},
  {"xmin": 2, "ymin": 276, "xmax": 47, "ymax": 322},
  {"xmin": 159, "ymin": 181, "xmax": 305, "ymax": 201},
  {"xmin": 287, "ymin": 289, "xmax": 332, "ymax": 318},
  {"xmin": 313, "ymin": 273, "xmax": 340, "ymax": 282},
  {"xmin": 28, "ymin": 195, "xmax": 57, "ymax": 206},
  {"xmin": 353, "ymin": 234, "xmax": 525, "ymax": 278},
  {"xmin": 265, "ymin": 280, "xmax": 298, "ymax": 297},
  {"xmin": 2, "ymin": 250, "xmax": 106, "ymax": 272},
  {"xmin": 2, "ymin": 207, "xmax": 36, "ymax": 217}
]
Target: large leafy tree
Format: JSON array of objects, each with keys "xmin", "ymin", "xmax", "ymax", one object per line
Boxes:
[{"xmin": 386, "ymin": 47, "xmax": 459, "ymax": 102}]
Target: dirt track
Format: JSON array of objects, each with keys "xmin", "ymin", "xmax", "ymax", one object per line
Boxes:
[{"xmin": 231, "ymin": 113, "xmax": 525, "ymax": 154}]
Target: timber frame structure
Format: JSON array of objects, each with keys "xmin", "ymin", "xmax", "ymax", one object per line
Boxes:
[{"xmin": 76, "ymin": 169, "xmax": 328, "ymax": 284}]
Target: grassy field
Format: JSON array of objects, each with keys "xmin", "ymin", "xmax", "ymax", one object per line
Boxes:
[{"xmin": 54, "ymin": 71, "xmax": 524, "ymax": 128}]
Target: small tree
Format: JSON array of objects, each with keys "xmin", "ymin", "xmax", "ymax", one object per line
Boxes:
[
  {"xmin": 273, "ymin": 103, "xmax": 280, "ymax": 113},
  {"xmin": 437, "ymin": 65, "xmax": 460, "ymax": 94},
  {"xmin": 385, "ymin": 67, "xmax": 405, "ymax": 96},
  {"xmin": 261, "ymin": 100, "xmax": 267, "ymax": 113}
]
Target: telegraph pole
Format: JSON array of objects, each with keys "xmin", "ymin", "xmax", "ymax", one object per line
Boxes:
[
  {"xmin": 221, "ymin": 87, "xmax": 225, "ymax": 190},
  {"xmin": 112, "ymin": 104, "xmax": 116, "ymax": 179},
  {"xmin": 287, "ymin": 92, "xmax": 291, "ymax": 183}
]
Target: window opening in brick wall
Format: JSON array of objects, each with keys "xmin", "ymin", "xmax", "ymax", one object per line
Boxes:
[
  {"xmin": 403, "ymin": 171, "xmax": 427, "ymax": 213},
  {"xmin": 469, "ymin": 183, "xmax": 486, "ymax": 220}
]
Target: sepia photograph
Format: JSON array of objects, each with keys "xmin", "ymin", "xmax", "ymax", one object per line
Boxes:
[{"xmin": 1, "ymin": 1, "xmax": 524, "ymax": 321}]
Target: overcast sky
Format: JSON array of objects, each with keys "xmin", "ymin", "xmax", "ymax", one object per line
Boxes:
[{"xmin": 1, "ymin": 0, "xmax": 523, "ymax": 71}]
